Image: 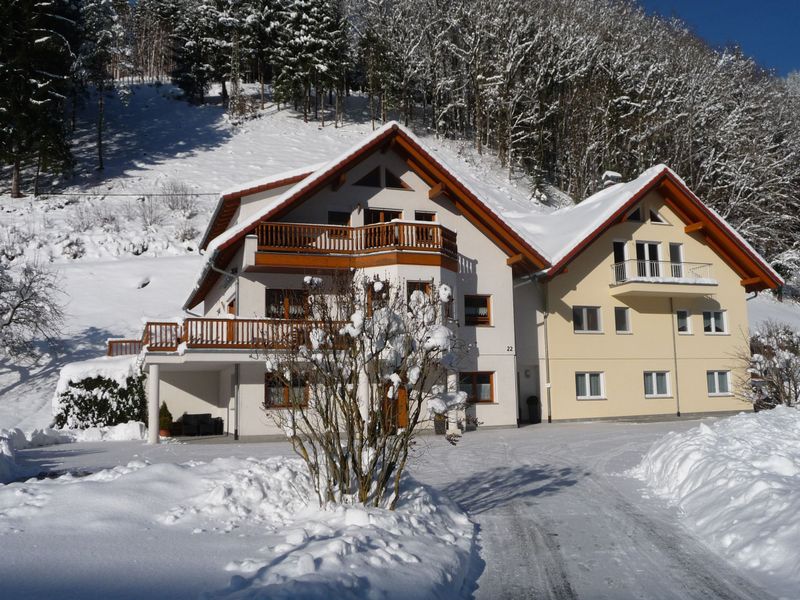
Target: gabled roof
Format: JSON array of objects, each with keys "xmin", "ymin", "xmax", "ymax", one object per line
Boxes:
[
  {"xmin": 185, "ymin": 121, "xmax": 551, "ymax": 309},
  {"xmin": 522, "ymin": 164, "xmax": 783, "ymax": 291},
  {"xmin": 198, "ymin": 164, "xmax": 322, "ymax": 250}
]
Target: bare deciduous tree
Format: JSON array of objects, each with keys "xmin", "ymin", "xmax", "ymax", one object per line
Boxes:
[
  {"xmin": 0, "ymin": 261, "xmax": 64, "ymax": 358},
  {"xmin": 739, "ymin": 320, "xmax": 800, "ymax": 410},
  {"xmin": 257, "ymin": 273, "xmax": 465, "ymax": 509}
]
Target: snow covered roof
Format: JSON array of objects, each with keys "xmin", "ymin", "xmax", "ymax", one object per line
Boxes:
[
  {"xmin": 185, "ymin": 121, "xmax": 551, "ymax": 309},
  {"xmin": 186, "ymin": 129, "xmax": 782, "ymax": 310}
]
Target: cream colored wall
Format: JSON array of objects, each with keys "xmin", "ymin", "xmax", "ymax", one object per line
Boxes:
[
  {"xmin": 159, "ymin": 370, "xmax": 228, "ymax": 425},
  {"xmin": 233, "ymin": 183, "xmax": 297, "ymax": 225},
  {"xmin": 543, "ymin": 190, "xmax": 750, "ymax": 420}
]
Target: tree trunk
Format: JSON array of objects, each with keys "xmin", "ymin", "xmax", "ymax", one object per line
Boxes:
[
  {"xmin": 221, "ymin": 80, "xmax": 228, "ymax": 107},
  {"xmin": 97, "ymin": 87, "xmax": 105, "ymax": 171},
  {"xmin": 11, "ymin": 157, "xmax": 22, "ymax": 198},
  {"xmin": 260, "ymin": 66, "xmax": 265, "ymax": 110},
  {"xmin": 34, "ymin": 151, "xmax": 42, "ymax": 197}
]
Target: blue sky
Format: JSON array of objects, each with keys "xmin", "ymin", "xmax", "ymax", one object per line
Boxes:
[{"xmin": 638, "ymin": 0, "xmax": 799, "ymax": 76}]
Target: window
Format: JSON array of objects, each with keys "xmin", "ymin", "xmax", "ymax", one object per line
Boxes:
[
  {"xmin": 707, "ymin": 370, "xmax": 731, "ymax": 396},
  {"xmin": 354, "ymin": 167, "xmax": 381, "ymax": 187},
  {"xmin": 459, "ymin": 372, "xmax": 493, "ymax": 403},
  {"xmin": 385, "ymin": 169, "xmax": 409, "ymax": 190},
  {"xmin": 328, "ymin": 211, "xmax": 350, "ymax": 238},
  {"xmin": 635, "ymin": 241, "xmax": 661, "ymax": 277},
  {"xmin": 366, "ymin": 280, "xmax": 389, "ymax": 316},
  {"xmin": 676, "ymin": 310, "xmax": 691, "ymax": 334},
  {"xmin": 407, "ymin": 280, "xmax": 432, "ymax": 303},
  {"xmin": 414, "ymin": 211, "xmax": 436, "ymax": 222},
  {"xmin": 649, "ymin": 209, "xmax": 666, "ymax": 224},
  {"xmin": 264, "ymin": 373, "xmax": 308, "ymax": 408},
  {"xmin": 669, "ymin": 243, "xmax": 683, "ymax": 277},
  {"xmin": 576, "ymin": 372, "xmax": 604, "ymax": 399},
  {"xmin": 414, "ymin": 211, "xmax": 437, "ymax": 243},
  {"xmin": 703, "ymin": 310, "xmax": 726, "ymax": 334},
  {"xmin": 464, "ymin": 295, "xmax": 491, "ymax": 326},
  {"xmin": 627, "ymin": 207, "xmax": 642, "ymax": 222},
  {"xmin": 365, "ymin": 208, "xmax": 402, "ymax": 224},
  {"xmin": 644, "ymin": 371, "xmax": 670, "ymax": 397},
  {"xmin": 614, "ymin": 307, "xmax": 630, "ymax": 333},
  {"xmin": 265, "ymin": 289, "xmax": 307, "ymax": 320},
  {"xmin": 573, "ymin": 306, "xmax": 601, "ymax": 332}
]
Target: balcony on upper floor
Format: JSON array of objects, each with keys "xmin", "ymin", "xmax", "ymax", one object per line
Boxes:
[
  {"xmin": 609, "ymin": 259, "xmax": 718, "ymax": 298},
  {"xmin": 253, "ymin": 221, "xmax": 459, "ymax": 272}
]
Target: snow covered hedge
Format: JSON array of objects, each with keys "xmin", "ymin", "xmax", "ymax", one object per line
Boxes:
[
  {"xmin": 52, "ymin": 356, "xmax": 146, "ymax": 429},
  {"xmin": 629, "ymin": 407, "xmax": 800, "ymax": 597}
]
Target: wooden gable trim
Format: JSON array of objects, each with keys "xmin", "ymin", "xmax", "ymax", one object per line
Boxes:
[{"xmin": 546, "ymin": 170, "xmax": 781, "ymax": 291}]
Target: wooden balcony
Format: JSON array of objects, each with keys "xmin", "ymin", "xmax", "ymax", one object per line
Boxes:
[
  {"xmin": 107, "ymin": 318, "xmax": 342, "ymax": 356},
  {"xmin": 254, "ymin": 221, "xmax": 459, "ymax": 271}
]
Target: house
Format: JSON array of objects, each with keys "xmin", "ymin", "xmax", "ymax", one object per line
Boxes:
[{"xmin": 106, "ymin": 122, "xmax": 782, "ymax": 442}]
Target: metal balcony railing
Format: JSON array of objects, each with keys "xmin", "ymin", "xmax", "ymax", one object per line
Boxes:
[{"xmin": 611, "ymin": 260, "xmax": 714, "ymax": 284}]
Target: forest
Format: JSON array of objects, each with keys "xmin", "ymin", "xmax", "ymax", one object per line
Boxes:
[{"xmin": 1, "ymin": 0, "xmax": 799, "ymax": 280}]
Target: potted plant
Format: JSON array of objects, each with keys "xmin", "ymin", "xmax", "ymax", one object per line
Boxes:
[{"xmin": 159, "ymin": 402, "xmax": 173, "ymax": 438}]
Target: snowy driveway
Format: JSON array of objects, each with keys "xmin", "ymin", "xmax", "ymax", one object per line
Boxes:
[{"xmin": 7, "ymin": 420, "xmax": 775, "ymax": 600}]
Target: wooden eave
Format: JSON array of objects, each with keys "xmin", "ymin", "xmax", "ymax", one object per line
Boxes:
[
  {"xmin": 199, "ymin": 172, "xmax": 313, "ymax": 250},
  {"xmin": 187, "ymin": 124, "xmax": 552, "ymax": 308},
  {"xmin": 543, "ymin": 168, "xmax": 782, "ymax": 292}
]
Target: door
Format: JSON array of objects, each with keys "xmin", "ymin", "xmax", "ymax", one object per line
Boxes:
[
  {"xmin": 613, "ymin": 241, "xmax": 627, "ymax": 282},
  {"xmin": 226, "ymin": 298, "xmax": 236, "ymax": 342},
  {"xmin": 669, "ymin": 243, "xmax": 683, "ymax": 277},
  {"xmin": 635, "ymin": 242, "xmax": 660, "ymax": 277},
  {"xmin": 365, "ymin": 209, "xmax": 402, "ymax": 247},
  {"xmin": 383, "ymin": 384, "xmax": 409, "ymax": 432}
]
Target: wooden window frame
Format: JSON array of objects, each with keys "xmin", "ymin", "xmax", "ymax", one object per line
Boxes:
[
  {"xmin": 459, "ymin": 371, "xmax": 494, "ymax": 404},
  {"xmin": 407, "ymin": 280, "xmax": 432, "ymax": 303},
  {"xmin": 265, "ymin": 289, "xmax": 308, "ymax": 320},
  {"xmin": 464, "ymin": 294, "xmax": 491, "ymax": 326},
  {"xmin": 264, "ymin": 373, "xmax": 309, "ymax": 409},
  {"xmin": 573, "ymin": 306, "xmax": 602, "ymax": 333},
  {"xmin": 366, "ymin": 280, "xmax": 389, "ymax": 316}
]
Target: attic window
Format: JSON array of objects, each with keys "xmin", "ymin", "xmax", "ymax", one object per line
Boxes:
[
  {"xmin": 649, "ymin": 209, "xmax": 666, "ymax": 224},
  {"xmin": 385, "ymin": 169, "xmax": 409, "ymax": 190},
  {"xmin": 354, "ymin": 167, "xmax": 381, "ymax": 188},
  {"xmin": 627, "ymin": 207, "xmax": 642, "ymax": 222}
]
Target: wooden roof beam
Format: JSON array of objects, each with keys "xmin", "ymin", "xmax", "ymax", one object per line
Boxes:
[
  {"xmin": 506, "ymin": 253, "xmax": 525, "ymax": 267},
  {"xmin": 684, "ymin": 222, "xmax": 705, "ymax": 234},
  {"xmin": 428, "ymin": 182, "xmax": 446, "ymax": 200},
  {"xmin": 331, "ymin": 172, "xmax": 346, "ymax": 191},
  {"xmin": 740, "ymin": 276, "xmax": 762, "ymax": 288}
]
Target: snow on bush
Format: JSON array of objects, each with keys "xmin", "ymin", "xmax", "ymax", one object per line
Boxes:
[
  {"xmin": 52, "ymin": 356, "xmax": 146, "ymax": 429},
  {"xmin": 629, "ymin": 407, "xmax": 800, "ymax": 596}
]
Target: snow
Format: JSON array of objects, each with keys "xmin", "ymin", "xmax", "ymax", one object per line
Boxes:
[
  {"xmin": 0, "ymin": 451, "xmax": 473, "ymax": 599},
  {"xmin": 629, "ymin": 407, "xmax": 800, "ymax": 598},
  {"xmin": 748, "ymin": 293, "xmax": 800, "ymax": 330},
  {"xmin": 54, "ymin": 355, "xmax": 139, "ymax": 396}
]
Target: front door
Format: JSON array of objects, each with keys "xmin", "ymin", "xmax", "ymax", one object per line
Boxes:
[{"xmin": 365, "ymin": 209, "xmax": 402, "ymax": 247}]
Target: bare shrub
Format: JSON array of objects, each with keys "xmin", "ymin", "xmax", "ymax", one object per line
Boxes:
[
  {"xmin": 161, "ymin": 178, "xmax": 197, "ymax": 218},
  {"xmin": 138, "ymin": 196, "xmax": 165, "ymax": 229},
  {"xmin": 257, "ymin": 274, "xmax": 465, "ymax": 509},
  {"xmin": 742, "ymin": 321, "xmax": 800, "ymax": 410},
  {"xmin": 176, "ymin": 219, "xmax": 199, "ymax": 242},
  {"xmin": 66, "ymin": 199, "xmax": 119, "ymax": 233}
]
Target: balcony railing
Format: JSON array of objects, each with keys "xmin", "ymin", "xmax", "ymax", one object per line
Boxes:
[
  {"xmin": 611, "ymin": 260, "xmax": 714, "ymax": 284},
  {"xmin": 256, "ymin": 221, "xmax": 458, "ymax": 260},
  {"xmin": 107, "ymin": 318, "xmax": 345, "ymax": 355}
]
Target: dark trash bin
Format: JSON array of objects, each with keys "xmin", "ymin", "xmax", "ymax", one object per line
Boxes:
[{"xmin": 526, "ymin": 395, "xmax": 541, "ymax": 424}]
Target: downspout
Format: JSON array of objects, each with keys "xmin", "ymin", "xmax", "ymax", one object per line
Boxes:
[
  {"xmin": 209, "ymin": 255, "xmax": 241, "ymax": 439},
  {"xmin": 669, "ymin": 297, "xmax": 681, "ymax": 417},
  {"xmin": 543, "ymin": 282, "xmax": 553, "ymax": 423}
]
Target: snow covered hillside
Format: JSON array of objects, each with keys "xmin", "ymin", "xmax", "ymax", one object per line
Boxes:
[
  {"xmin": 0, "ymin": 84, "xmax": 545, "ymax": 431},
  {"xmin": 630, "ymin": 407, "xmax": 800, "ymax": 599}
]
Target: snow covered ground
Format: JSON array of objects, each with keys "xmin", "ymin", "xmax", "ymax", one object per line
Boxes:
[
  {"xmin": 630, "ymin": 407, "xmax": 800, "ymax": 599},
  {"xmin": 0, "ymin": 419, "xmax": 779, "ymax": 600}
]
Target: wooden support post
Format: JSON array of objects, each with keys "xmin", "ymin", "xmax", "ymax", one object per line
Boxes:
[{"xmin": 428, "ymin": 182, "xmax": 445, "ymax": 200}]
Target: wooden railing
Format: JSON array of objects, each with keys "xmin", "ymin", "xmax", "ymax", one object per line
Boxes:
[
  {"xmin": 107, "ymin": 318, "xmax": 344, "ymax": 355},
  {"xmin": 256, "ymin": 221, "xmax": 458, "ymax": 260},
  {"xmin": 107, "ymin": 339, "xmax": 143, "ymax": 356}
]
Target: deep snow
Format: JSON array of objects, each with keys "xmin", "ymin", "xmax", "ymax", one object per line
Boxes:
[{"xmin": 630, "ymin": 407, "xmax": 800, "ymax": 599}]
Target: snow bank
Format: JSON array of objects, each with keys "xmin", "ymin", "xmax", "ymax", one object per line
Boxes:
[
  {"xmin": 629, "ymin": 407, "xmax": 800, "ymax": 597},
  {"xmin": 0, "ymin": 422, "xmax": 147, "ymax": 484}
]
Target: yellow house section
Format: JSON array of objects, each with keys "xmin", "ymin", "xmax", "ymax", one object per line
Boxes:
[{"xmin": 544, "ymin": 189, "xmax": 751, "ymax": 420}]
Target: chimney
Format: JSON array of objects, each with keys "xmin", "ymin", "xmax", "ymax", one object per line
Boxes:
[{"xmin": 601, "ymin": 170, "xmax": 622, "ymax": 188}]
